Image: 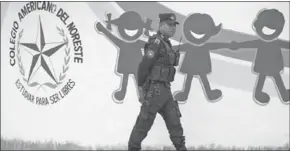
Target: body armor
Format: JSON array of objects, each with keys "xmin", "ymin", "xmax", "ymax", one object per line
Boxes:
[{"xmin": 147, "ymin": 37, "xmax": 180, "ymax": 82}]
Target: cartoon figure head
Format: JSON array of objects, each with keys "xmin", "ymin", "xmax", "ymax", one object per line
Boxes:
[
  {"xmin": 252, "ymin": 8, "xmax": 285, "ymax": 41},
  {"xmin": 183, "ymin": 13, "xmax": 222, "ymax": 45},
  {"xmin": 106, "ymin": 11, "xmax": 152, "ymax": 41}
]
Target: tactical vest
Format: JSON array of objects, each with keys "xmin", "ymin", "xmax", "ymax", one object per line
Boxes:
[{"xmin": 146, "ymin": 37, "xmax": 180, "ymax": 82}]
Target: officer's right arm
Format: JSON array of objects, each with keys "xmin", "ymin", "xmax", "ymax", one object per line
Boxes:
[{"xmin": 137, "ymin": 38, "xmax": 161, "ymax": 87}]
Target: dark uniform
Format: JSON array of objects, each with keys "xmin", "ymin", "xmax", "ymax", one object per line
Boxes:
[{"xmin": 128, "ymin": 13, "xmax": 187, "ymax": 151}]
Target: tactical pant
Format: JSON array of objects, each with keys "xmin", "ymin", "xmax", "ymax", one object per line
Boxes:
[{"xmin": 128, "ymin": 81, "xmax": 187, "ymax": 151}]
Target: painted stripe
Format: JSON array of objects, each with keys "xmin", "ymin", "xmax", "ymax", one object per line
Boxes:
[
  {"xmin": 110, "ymin": 2, "xmax": 289, "ymax": 73},
  {"xmin": 88, "ymin": 2, "xmax": 289, "ymax": 98},
  {"xmin": 159, "ymin": 2, "xmax": 289, "ymax": 41},
  {"xmin": 116, "ymin": 2, "xmax": 289, "ymax": 67}
]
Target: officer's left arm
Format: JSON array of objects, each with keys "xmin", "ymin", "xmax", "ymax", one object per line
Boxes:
[
  {"xmin": 204, "ymin": 42, "xmax": 231, "ymax": 51},
  {"xmin": 276, "ymin": 39, "xmax": 290, "ymax": 50},
  {"xmin": 137, "ymin": 38, "xmax": 161, "ymax": 86}
]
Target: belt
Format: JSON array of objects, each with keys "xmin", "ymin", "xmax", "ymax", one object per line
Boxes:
[{"xmin": 147, "ymin": 79, "xmax": 171, "ymax": 87}]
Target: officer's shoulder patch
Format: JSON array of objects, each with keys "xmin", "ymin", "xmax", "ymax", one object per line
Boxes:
[
  {"xmin": 154, "ymin": 38, "xmax": 160, "ymax": 45},
  {"xmin": 146, "ymin": 49, "xmax": 155, "ymax": 59}
]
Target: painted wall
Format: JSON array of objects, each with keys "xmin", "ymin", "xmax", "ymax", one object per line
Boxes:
[{"xmin": 1, "ymin": 1, "xmax": 289, "ymax": 148}]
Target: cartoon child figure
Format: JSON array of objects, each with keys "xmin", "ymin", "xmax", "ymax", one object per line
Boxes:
[
  {"xmin": 173, "ymin": 13, "xmax": 232, "ymax": 103},
  {"xmin": 95, "ymin": 11, "xmax": 152, "ymax": 103},
  {"xmin": 230, "ymin": 8, "xmax": 289, "ymax": 105}
]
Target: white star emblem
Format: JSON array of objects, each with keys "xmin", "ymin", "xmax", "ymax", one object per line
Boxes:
[{"xmin": 19, "ymin": 16, "xmax": 67, "ymax": 84}]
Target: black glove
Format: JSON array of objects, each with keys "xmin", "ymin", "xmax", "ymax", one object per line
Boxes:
[{"xmin": 138, "ymin": 86, "xmax": 145, "ymax": 104}]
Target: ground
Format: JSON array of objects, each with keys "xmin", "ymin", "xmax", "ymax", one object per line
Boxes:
[{"xmin": 1, "ymin": 137, "xmax": 289, "ymax": 150}]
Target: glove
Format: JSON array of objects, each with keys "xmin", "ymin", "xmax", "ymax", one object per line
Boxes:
[{"xmin": 138, "ymin": 86, "xmax": 145, "ymax": 104}]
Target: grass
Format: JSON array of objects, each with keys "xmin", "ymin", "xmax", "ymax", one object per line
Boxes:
[{"xmin": 1, "ymin": 137, "xmax": 289, "ymax": 150}]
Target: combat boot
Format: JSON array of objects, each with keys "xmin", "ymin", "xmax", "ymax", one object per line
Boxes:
[
  {"xmin": 176, "ymin": 145, "xmax": 187, "ymax": 151},
  {"xmin": 128, "ymin": 146, "xmax": 141, "ymax": 151},
  {"xmin": 128, "ymin": 149, "xmax": 140, "ymax": 151},
  {"xmin": 173, "ymin": 136, "xmax": 187, "ymax": 151}
]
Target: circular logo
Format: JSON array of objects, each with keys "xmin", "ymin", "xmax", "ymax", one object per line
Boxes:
[{"xmin": 8, "ymin": 2, "xmax": 84, "ymax": 106}]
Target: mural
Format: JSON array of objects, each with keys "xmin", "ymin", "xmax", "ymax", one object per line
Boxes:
[{"xmin": 1, "ymin": 1, "xmax": 289, "ymax": 150}]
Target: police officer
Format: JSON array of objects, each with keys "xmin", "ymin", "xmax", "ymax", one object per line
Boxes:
[{"xmin": 128, "ymin": 13, "xmax": 187, "ymax": 151}]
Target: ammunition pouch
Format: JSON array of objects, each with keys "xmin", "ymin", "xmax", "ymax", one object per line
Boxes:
[
  {"xmin": 148, "ymin": 65, "xmax": 176, "ymax": 82},
  {"xmin": 158, "ymin": 37, "xmax": 180, "ymax": 66}
]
